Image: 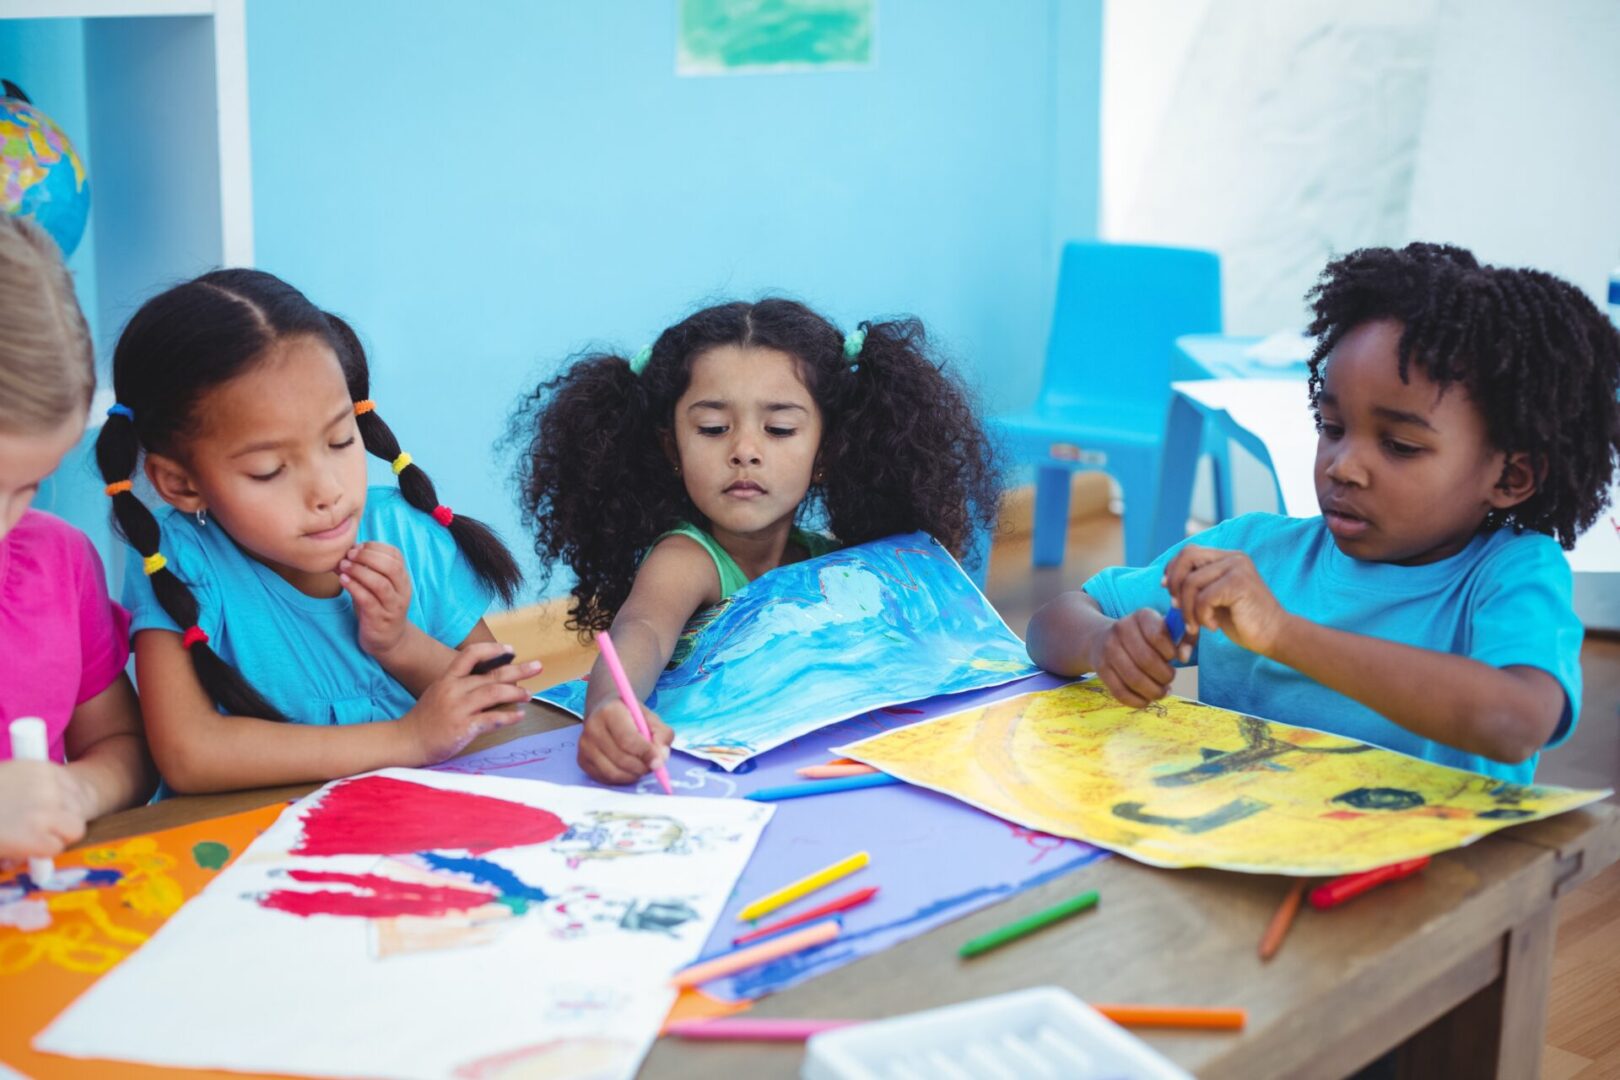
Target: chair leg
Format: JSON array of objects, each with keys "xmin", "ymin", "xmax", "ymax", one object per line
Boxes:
[
  {"xmin": 1114, "ymin": 450, "xmax": 1164, "ymax": 568},
  {"xmin": 1204, "ymin": 429, "xmax": 1234, "ymax": 522},
  {"xmin": 1033, "ymin": 465, "xmax": 1073, "ymax": 568}
]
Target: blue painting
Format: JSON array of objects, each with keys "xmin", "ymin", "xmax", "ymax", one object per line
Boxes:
[{"xmin": 534, "ymin": 532, "xmax": 1040, "ymax": 769}]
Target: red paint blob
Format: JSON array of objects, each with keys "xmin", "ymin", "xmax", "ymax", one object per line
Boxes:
[
  {"xmin": 292, "ymin": 775, "xmax": 567, "ymax": 856},
  {"xmin": 260, "ymin": 869, "xmax": 498, "ymax": 919}
]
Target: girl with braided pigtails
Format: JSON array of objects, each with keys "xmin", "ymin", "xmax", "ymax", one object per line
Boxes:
[
  {"xmin": 101, "ymin": 269, "xmax": 535, "ymax": 794},
  {"xmin": 513, "ymin": 298, "xmax": 998, "ymax": 785}
]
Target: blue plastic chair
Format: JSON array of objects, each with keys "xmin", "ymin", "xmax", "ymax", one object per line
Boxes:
[{"xmin": 991, "ymin": 242, "xmax": 1222, "ymax": 569}]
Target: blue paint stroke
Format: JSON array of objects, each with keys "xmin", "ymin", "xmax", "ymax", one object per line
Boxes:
[{"xmin": 416, "ymin": 853, "xmax": 550, "ymax": 903}]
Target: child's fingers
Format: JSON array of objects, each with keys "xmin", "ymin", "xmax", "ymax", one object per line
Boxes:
[
  {"xmin": 1174, "ymin": 554, "xmax": 1235, "ymax": 630},
  {"xmin": 464, "ymin": 682, "xmax": 532, "ymax": 713},
  {"xmin": 1097, "ymin": 666, "xmax": 1152, "ymax": 709},
  {"xmin": 482, "ymin": 660, "xmax": 543, "ymax": 685},
  {"xmin": 339, "ymin": 559, "xmax": 400, "ymax": 607},
  {"xmin": 603, "ymin": 708, "xmax": 659, "ymax": 760},
  {"xmin": 1101, "ymin": 635, "xmax": 1169, "ymax": 703},
  {"xmin": 580, "ymin": 737, "xmax": 646, "ymax": 785},
  {"xmin": 450, "ymin": 641, "xmax": 519, "ymax": 677},
  {"xmin": 352, "ymin": 543, "xmax": 409, "ymax": 585}
]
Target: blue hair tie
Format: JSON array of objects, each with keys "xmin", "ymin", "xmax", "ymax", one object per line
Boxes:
[
  {"xmin": 107, "ymin": 403, "xmax": 134, "ymax": 421},
  {"xmin": 629, "ymin": 345, "xmax": 653, "ymax": 376}
]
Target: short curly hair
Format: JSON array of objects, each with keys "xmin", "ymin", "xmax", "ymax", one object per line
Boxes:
[
  {"xmin": 512, "ymin": 298, "xmax": 999, "ymax": 635},
  {"xmin": 1305, "ymin": 242, "xmax": 1620, "ymax": 548}
]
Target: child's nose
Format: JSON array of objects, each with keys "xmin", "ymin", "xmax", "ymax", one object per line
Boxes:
[
  {"xmin": 729, "ymin": 439, "xmax": 762, "ymax": 467},
  {"xmin": 1325, "ymin": 443, "xmax": 1369, "ymax": 486}
]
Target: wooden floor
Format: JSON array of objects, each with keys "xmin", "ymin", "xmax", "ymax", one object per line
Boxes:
[{"xmin": 494, "ymin": 512, "xmax": 1620, "ymax": 1079}]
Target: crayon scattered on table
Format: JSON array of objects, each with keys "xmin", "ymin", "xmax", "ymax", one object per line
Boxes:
[
  {"xmin": 737, "ymin": 851, "xmax": 870, "ymax": 922},
  {"xmin": 670, "ymin": 920, "xmax": 841, "ymax": 988},
  {"xmin": 665, "ymin": 1018, "xmax": 857, "ymax": 1041},
  {"xmin": 733, "ymin": 886, "xmax": 880, "ymax": 945},
  {"xmin": 1259, "ymin": 879, "xmax": 1307, "ymax": 961},
  {"xmin": 746, "ymin": 773, "xmax": 901, "ymax": 802},
  {"xmin": 1093, "ymin": 1005, "xmax": 1247, "ymax": 1030},
  {"xmin": 1309, "ymin": 856, "xmax": 1431, "ymax": 910},
  {"xmin": 958, "ymin": 888, "xmax": 1099, "ymax": 959},
  {"xmin": 796, "ymin": 763, "xmax": 879, "ymax": 780}
]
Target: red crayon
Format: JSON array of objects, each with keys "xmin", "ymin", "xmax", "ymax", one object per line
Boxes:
[
  {"xmin": 1309, "ymin": 856, "xmax": 1431, "ymax": 910},
  {"xmin": 733, "ymin": 886, "xmax": 880, "ymax": 946}
]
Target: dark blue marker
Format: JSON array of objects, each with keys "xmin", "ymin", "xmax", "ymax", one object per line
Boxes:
[{"xmin": 1165, "ymin": 607, "xmax": 1186, "ymax": 645}]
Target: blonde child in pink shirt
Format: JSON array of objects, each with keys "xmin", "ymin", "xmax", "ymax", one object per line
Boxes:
[{"xmin": 0, "ymin": 216, "xmax": 154, "ymax": 865}]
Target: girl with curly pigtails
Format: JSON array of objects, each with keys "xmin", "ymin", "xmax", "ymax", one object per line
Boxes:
[
  {"xmin": 101, "ymin": 269, "xmax": 535, "ymax": 794},
  {"xmin": 512, "ymin": 298, "xmax": 998, "ymax": 784}
]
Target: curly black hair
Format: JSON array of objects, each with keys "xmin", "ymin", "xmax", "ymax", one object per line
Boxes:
[
  {"xmin": 512, "ymin": 298, "xmax": 1000, "ymax": 635},
  {"xmin": 1305, "ymin": 242, "xmax": 1620, "ymax": 548}
]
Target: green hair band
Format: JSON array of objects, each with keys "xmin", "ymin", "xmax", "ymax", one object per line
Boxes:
[
  {"xmin": 843, "ymin": 327, "xmax": 867, "ymax": 362},
  {"xmin": 629, "ymin": 345, "xmax": 653, "ymax": 375}
]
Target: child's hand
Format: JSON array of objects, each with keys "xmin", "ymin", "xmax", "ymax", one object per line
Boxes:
[
  {"xmin": 1163, "ymin": 544, "xmax": 1289, "ymax": 656},
  {"xmin": 1093, "ymin": 609, "xmax": 1180, "ymax": 707},
  {"xmin": 0, "ymin": 759, "xmax": 95, "ymax": 861},
  {"xmin": 397, "ymin": 643, "xmax": 540, "ymax": 766},
  {"xmin": 340, "ymin": 542, "xmax": 414, "ymax": 659},
  {"xmin": 579, "ymin": 700, "xmax": 674, "ymax": 786}
]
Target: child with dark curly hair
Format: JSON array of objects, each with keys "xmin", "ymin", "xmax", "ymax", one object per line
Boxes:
[
  {"xmin": 1028, "ymin": 243, "xmax": 1620, "ymax": 783},
  {"xmin": 513, "ymin": 298, "xmax": 998, "ymax": 784}
]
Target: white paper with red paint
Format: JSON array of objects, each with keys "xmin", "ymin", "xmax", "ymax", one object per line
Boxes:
[{"xmin": 37, "ymin": 768, "xmax": 772, "ymax": 1080}]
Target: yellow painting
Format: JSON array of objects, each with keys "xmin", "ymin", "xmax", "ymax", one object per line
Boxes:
[{"xmin": 835, "ymin": 681, "xmax": 1609, "ymax": 875}]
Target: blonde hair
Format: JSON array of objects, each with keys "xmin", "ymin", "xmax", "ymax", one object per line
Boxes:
[{"xmin": 0, "ymin": 214, "xmax": 94, "ymax": 432}]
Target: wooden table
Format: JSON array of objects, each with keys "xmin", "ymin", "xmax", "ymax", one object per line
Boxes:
[{"xmin": 80, "ymin": 703, "xmax": 1620, "ymax": 1080}]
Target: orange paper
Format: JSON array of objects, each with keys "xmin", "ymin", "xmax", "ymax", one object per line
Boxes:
[{"xmin": 0, "ymin": 804, "xmax": 286, "ymax": 1079}]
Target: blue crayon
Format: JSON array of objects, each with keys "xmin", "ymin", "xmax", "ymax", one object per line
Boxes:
[
  {"xmin": 1165, "ymin": 607, "xmax": 1186, "ymax": 644},
  {"xmin": 746, "ymin": 773, "xmax": 902, "ymax": 802}
]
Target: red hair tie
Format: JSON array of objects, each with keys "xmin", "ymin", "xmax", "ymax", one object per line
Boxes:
[
  {"xmin": 182, "ymin": 626, "xmax": 210, "ymax": 650},
  {"xmin": 431, "ymin": 505, "xmax": 455, "ymax": 527}
]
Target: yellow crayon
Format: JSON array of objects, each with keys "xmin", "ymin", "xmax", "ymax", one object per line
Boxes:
[{"xmin": 737, "ymin": 851, "xmax": 870, "ymax": 923}]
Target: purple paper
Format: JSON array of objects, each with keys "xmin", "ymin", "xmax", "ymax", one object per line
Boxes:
[{"xmin": 435, "ymin": 672, "xmax": 1106, "ymax": 1001}]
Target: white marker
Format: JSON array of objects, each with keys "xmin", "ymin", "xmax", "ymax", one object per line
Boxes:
[{"xmin": 9, "ymin": 717, "xmax": 55, "ymax": 887}]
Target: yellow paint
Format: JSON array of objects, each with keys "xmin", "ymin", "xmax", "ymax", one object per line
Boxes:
[{"xmin": 837, "ymin": 681, "xmax": 1608, "ymax": 875}]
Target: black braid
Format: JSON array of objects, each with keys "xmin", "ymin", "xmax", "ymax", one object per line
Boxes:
[
  {"xmin": 322, "ymin": 315, "xmax": 522, "ymax": 605},
  {"xmin": 1305, "ymin": 243, "xmax": 1620, "ymax": 548},
  {"xmin": 94, "ymin": 411, "xmax": 288, "ymax": 721}
]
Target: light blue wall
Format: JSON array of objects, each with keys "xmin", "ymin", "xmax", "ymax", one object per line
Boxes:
[{"xmin": 245, "ymin": 0, "xmax": 1101, "ymax": 601}]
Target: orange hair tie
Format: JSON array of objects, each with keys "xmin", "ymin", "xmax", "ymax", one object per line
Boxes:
[
  {"xmin": 104, "ymin": 480, "xmax": 133, "ymax": 496},
  {"xmin": 353, "ymin": 399, "xmax": 376, "ymax": 416}
]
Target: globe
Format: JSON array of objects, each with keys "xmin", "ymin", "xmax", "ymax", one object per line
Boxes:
[{"xmin": 0, "ymin": 85, "xmax": 90, "ymax": 258}]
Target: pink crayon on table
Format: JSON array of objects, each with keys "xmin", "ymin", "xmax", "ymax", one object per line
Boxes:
[
  {"xmin": 666, "ymin": 1018, "xmax": 857, "ymax": 1041},
  {"xmin": 597, "ymin": 631, "xmax": 673, "ymax": 795},
  {"xmin": 796, "ymin": 763, "xmax": 878, "ymax": 780}
]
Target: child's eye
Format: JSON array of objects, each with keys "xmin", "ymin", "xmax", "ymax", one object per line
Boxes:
[
  {"xmin": 766, "ymin": 427, "xmax": 796, "ymax": 438},
  {"xmin": 697, "ymin": 426, "xmax": 727, "ymax": 437},
  {"xmin": 249, "ymin": 466, "xmax": 285, "ymax": 482},
  {"xmin": 1317, "ymin": 420, "xmax": 1344, "ymax": 439},
  {"xmin": 331, "ymin": 436, "xmax": 357, "ymax": 450},
  {"xmin": 1384, "ymin": 439, "xmax": 1422, "ymax": 457}
]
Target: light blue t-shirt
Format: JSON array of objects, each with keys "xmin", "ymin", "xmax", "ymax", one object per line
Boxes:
[
  {"xmin": 1083, "ymin": 513, "xmax": 1583, "ymax": 784},
  {"xmin": 122, "ymin": 487, "xmax": 491, "ymax": 726}
]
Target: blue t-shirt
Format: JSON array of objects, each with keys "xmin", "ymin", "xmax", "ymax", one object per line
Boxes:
[
  {"xmin": 1083, "ymin": 513, "xmax": 1583, "ymax": 784},
  {"xmin": 122, "ymin": 487, "xmax": 491, "ymax": 726}
]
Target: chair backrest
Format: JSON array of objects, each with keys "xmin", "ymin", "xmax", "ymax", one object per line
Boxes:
[{"xmin": 1038, "ymin": 241, "xmax": 1222, "ymax": 411}]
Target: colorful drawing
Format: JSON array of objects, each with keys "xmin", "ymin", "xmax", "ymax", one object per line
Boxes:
[
  {"xmin": 0, "ymin": 804, "xmax": 282, "ymax": 1080},
  {"xmin": 449, "ymin": 672, "xmax": 1110, "ymax": 1001},
  {"xmin": 536, "ymin": 532, "xmax": 1041, "ymax": 769},
  {"xmin": 39, "ymin": 769, "xmax": 772, "ymax": 1080},
  {"xmin": 837, "ymin": 680, "xmax": 1610, "ymax": 875}
]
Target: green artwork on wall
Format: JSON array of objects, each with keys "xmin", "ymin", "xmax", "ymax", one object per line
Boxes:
[{"xmin": 678, "ymin": 0, "xmax": 874, "ymax": 75}]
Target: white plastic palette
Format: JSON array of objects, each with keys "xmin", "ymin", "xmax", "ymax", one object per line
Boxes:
[{"xmin": 802, "ymin": 986, "xmax": 1193, "ymax": 1080}]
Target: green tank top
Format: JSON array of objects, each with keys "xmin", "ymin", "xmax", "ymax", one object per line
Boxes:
[{"xmin": 654, "ymin": 521, "xmax": 840, "ymax": 600}]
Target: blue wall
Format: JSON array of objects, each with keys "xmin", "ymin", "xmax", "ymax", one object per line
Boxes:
[
  {"xmin": 246, "ymin": 1, "xmax": 1101, "ymax": 600},
  {"xmin": 4, "ymin": 3, "xmax": 1102, "ymax": 604}
]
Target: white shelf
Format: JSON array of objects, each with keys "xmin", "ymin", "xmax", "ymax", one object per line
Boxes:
[{"xmin": 0, "ymin": 1, "xmax": 214, "ymax": 19}]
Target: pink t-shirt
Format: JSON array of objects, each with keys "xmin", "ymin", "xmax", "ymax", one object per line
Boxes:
[{"xmin": 0, "ymin": 510, "xmax": 131, "ymax": 763}]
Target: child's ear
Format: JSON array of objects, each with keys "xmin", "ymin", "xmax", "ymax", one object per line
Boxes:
[
  {"xmin": 1488, "ymin": 450, "xmax": 1543, "ymax": 510},
  {"xmin": 144, "ymin": 452, "xmax": 205, "ymax": 513}
]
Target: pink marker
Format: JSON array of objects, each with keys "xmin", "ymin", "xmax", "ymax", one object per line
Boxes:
[
  {"xmin": 665, "ymin": 1018, "xmax": 857, "ymax": 1041},
  {"xmin": 597, "ymin": 631, "xmax": 673, "ymax": 795}
]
